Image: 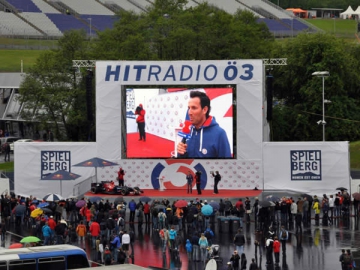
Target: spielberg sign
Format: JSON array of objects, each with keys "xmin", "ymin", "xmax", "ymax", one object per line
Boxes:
[
  {"xmin": 41, "ymin": 151, "xmax": 71, "ymax": 178},
  {"xmin": 290, "ymin": 150, "xmax": 322, "ymax": 181}
]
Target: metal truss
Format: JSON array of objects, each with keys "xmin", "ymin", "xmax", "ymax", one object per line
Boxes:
[
  {"xmin": 72, "ymin": 60, "xmax": 96, "ymax": 68},
  {"xmin": 263, "ymin": 58, "xmax": 287, "ymax": 66}
]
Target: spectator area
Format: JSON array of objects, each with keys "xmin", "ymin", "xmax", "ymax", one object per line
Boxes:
[
  {"xmin": 46, "ymin": 13, "xmax": 88, "ymax": 33},
  {"xmin": 59, "ymin": 0, "xmax": 114, "ymax": 15},
  {"xmin": 79, "ymin": 15, "xmax": 116, "ymax": 32},
  {"xmin": 20, "ymin": 12, "xmax": 63, "ymax": 36},
  {"xmin": 0, "ymin": 11, "xmax": 42, "ymax": 36}
]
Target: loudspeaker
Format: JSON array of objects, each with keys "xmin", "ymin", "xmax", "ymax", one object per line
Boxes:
[
  {"xmin": 266, "ymin": 74, "xmax": 274, "ymax": 121},
  {"xmin": 85, "ymin": 70, "xmax": 93, "ymax": 122}
]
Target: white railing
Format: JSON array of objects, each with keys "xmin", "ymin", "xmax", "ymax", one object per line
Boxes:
[{"xmin": 72, "ymin": 175, "xmax": 96, "ymax": 197}]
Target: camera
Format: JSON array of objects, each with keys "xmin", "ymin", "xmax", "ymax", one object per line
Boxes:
[
  {"xmin": 136, "ymin": 106, "xmax": 142, "ymax": 113},
  {"xmin": 210, "ymin": 171, "xmax": 214, "ymax": 174}
]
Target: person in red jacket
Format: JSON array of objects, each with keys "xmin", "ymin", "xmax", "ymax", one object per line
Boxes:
[
  {"xmin": 135, "ymin": 104, "xmax": 146, "ymax": 141},
  {"xmin": 117, "ymin": 167, "xmax": 125, "ymax": 187},
  {"xmin": 143, "ymin": 202, "xmax": 150, "ymax": 224},
  {"xmin": 273, "ymin": 236, "xmax": 281, "ymax": 265},
  {"xmin": 89, "ymin": 219, "xmax": 100, "ymax": 249}
]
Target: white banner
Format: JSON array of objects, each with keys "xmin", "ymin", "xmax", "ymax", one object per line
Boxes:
[
  {"xmin": 14, "ymin": 142, "xmax": 97, "ymax": 198},
  {"xmin": 263, "ymin": 142, "xmax": 350, "ymax": 195}
]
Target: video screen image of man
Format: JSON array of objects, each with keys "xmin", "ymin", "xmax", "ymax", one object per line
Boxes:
[{"xmin": 177, "ymin": 90, "xmax": 231, "ymax": 158}]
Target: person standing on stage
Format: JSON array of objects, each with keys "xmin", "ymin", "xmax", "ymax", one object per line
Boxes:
[
  {"xmin": 117, "ymin": 167, "xmax": 125, "ymax": 187},
  {"xmin": 135, "ymin": 104, "xmax": 146, "ymax": 141},
  {"xmin": 195, "ymin": 171, "xmax": 202, "ymax": 195},
  {"xmin": 186, "ymin": 171, "xmax": 193, "ymax": 194},
  {"xmin": 211, "ymin": 171, "xmax": 221, "ymax": 194}
]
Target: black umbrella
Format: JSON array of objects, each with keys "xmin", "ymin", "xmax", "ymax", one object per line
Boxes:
[
  {"xmin": 300, "ymin": 193, "xmax": 313, "ymax": 200},
  {"xmin": 42, "ymin": 208, "xmax": 53, "ymax": 214},
  {"xmin": 154, "ymin": 204, "xmax": 166, "ymax": 210},
  {"xmin": 114, "ymin": 197, "xmax": 124, "ymax": 204},
  {"xmin": 336, "ymin": 187, "xmax": 348, "ymax": 191},
  {"xmin": 139, "ymin": 196, "xmax": 152, "ymax": 203},
  {"xmin": 258, "ymin": 201, "xmax": 272, "ymax": 207}
]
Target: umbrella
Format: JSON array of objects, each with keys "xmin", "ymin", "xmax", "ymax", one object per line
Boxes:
[
  {"xmin": 31, "ymin": 200, "xmax": 39, "ymax": 204},
  {"xmin": 20, "ymin": 236, "xmax": 41, "ymax": 243},
  {"xmin": 60, "ymin": 219, "xmax": 67, "ymax": 226},
  {"xmin": 258, "ymin": 201, "xmax": 272, "ymax": 207},
  {"xmin": 73, "ymin": 157, "xmax": 118, "ymax": 183},
  {"xmin": 336, "ymin": 187, "xmax": 348, "ymax": 191},
  {"xmin": 43, "ymin": 193, "xmax": 64, "ymax": 202},
  {"xmin": 114, "ymin": 197, "xmax": 124, "ymax": 204},
  {"xmin": 353, "ymin": 193, "xmax": 360, "ymax": 201},
  {"xmin": 38, "ymin": 202, "xmax": 49, "ymax": 208},
  {"xmin": 265, "ymin": 195, "xmax": 280, "ymax": 202},
  {"xmin": 89, "ymin": 196, "xmax": 102, "ymax": 203},
  {"xmin": 139, "ymin": 196, "xmax": 152, "ymax": 203},
  {"xmin": 14, "ymin": 204, "xmax": 26, "ymax": 214},
  {"xmin": 30, "ymin": 208, "xmax": 43, "ymax": 218},
  {"xmin": 209, "ymin": 201, "xmax": 220, "ymax": 211},
  {"xmin": 300, "ymin": 194, "xmax": 313, "ymax": 201},
  {"xmin": 9, "ymin": 243, "xmax": 23, "ymax": 249},
  {"xmin": 76, "ymin": 200, "xmax": 86, "ymax": 208},
  {"xmin": 41, "ymin": 170, "xmax": 81, "ymax": 196},
  {"xmin": 154, "ymin": 204, "xmax": 166, "ymax": 210},
  {"xmin": 41, "ymin": 208, "xmax": 53, "ymax": 214},
  {"xmin": 201, "ymin": 204, "xmax": 213, "ymax": 216},
  {"xmin": 174, "ymin": 200, "xmax": 188, "ymax": 208}
]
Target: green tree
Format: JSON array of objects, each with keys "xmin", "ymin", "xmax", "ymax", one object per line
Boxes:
[
  {"xmin": 91, "ymin": 1, "xmax": 274, "ymax": 61},
  {"xmin": 271, "ymin": 33, "xmax": 360, "ymax": 141},
  {"xmin": 19, "ymin": 30, "xmax": 92, "ymax": 141}
]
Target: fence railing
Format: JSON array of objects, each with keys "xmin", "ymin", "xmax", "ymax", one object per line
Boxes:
[{"xmin": 72, "ymin": 175, "xmax": 95, "ymax": 197}]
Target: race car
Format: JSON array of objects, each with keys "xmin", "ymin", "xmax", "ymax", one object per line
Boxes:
[{"xmin": 91, "ymin": 181, "xmax": 143, "ymax": 196}]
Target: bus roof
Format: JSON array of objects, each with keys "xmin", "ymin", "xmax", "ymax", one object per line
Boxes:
[
  {"xmin": 0, "ymin": 245, "xmax": 85, "ymax": 256},
  {"xmin": 73, "ymin": 265, "xmax": 152, "ymax": 270}
]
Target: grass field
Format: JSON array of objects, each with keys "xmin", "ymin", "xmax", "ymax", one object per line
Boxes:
[
  {"xmin": 0, "ymin": 162, "xmax": 14, "ymax": 172},
  {"xmin": 0, "ymin": 50, "xmax": 44, "ymax": 72},
  {"xmin": 305, "ymin": 18, "xmax": 358, "ymax": 38}
]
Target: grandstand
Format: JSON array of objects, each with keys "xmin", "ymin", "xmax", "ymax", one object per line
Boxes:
[{"xmin": 0, "ymin": 0, "xmax": 318, "ymax": 38}]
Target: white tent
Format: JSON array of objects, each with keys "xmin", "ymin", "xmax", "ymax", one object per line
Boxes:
[
  {"xmin": 340, "ymin": 5, "xmax": 355, "ymax": 19},
  {"xmin": 353, "ymin": 6, "xmax": 360, "ymax": 16}
]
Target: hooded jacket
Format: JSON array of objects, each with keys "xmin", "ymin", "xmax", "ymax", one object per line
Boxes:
[
  {"xmin": 185, "ymin": 239, "xmax": 192, "ymax": 252},
  {"xmin": 178, "ymin": 116, "xmax": 231, "ymax": 158},
  {"xmin": 135, "ymin": 104, "xmax": 145, "ymax": 123}
]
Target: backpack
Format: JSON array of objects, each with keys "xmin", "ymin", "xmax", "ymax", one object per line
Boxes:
[
  {"xmin": 104, "ymin": 251, "xmax": 112, "ymax": 264},
  {"xmin": 343, "ymin": 253, "xmax": 351, "ymax": 265},
  {"xmin": 281, "ymin": 230, "xmax": 287, "ymax": 239},
  {"xmin": 197, "ymin": 214, "xmax": 203, "ymax": 222},
  {"xmin": 159, "ymin": 213, "xmax": 164, "ymax": 222},
  {"xmin": 204, "ymin": 230, "xmax": 213, "ymax": 239},
  {"xmin": 118, "ymin": 217, "xmax": 125, "ymax": 227}
]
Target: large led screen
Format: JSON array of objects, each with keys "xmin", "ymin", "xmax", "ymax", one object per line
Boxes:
[{"xmin": 125, "ymin": 87, "xmax": 235, "ymax": 159}]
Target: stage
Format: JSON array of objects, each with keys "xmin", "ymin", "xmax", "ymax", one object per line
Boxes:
[{"xmin": 84, "ymin": 188, "xmax": 262, "ymax": 202}]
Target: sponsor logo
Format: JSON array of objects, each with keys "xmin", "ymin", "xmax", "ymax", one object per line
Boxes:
[
  {"xmin": 151, "ymin": 160, "xmax": 207, "ymax": 190},
  {"xmin": 290, "ymin": 150, "xmax": 321, "ymax": 181},
  {"xmin": 41, "ymin": 151, "xmax": 71, "ymax": 178}
]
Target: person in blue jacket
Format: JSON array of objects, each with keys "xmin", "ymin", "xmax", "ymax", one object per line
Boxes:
[
  {"xmin": 42, "ymin": 221, "xmax": 53, "ymax": 245},
  {"xmin": 177, "ymin": 91, "xmax": 231, "ymax": 158},
  {"xmin": 128, "ymin": 199, "xmax": 137, "ymax": 223},
  {"xmin": 185, "ymin": 239, "xmax": 193, "ymax": 260}
]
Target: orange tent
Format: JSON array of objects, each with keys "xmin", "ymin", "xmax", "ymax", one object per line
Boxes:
[{"xmin": 286, "ymin": 8, "xmax": 307, "ymax": 13}]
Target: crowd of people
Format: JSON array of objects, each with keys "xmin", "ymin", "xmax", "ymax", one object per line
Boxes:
[{"xmin": 0, "ymin": 189, "xmax": 357, "ymax": 269}]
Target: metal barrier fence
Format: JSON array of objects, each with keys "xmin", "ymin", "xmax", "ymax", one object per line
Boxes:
[{"xmin": 72, "ymin": 175, "xmax": 95, "ymax": 197}]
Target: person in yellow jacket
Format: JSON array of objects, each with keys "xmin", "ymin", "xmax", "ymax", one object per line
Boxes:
[
  {"xmin": 312, "ymin": 196, "xmax": 320, "ymax": 226},
  {"xmin": 76, "ymin": 220, "xmax": 87, "ymax": 244}
]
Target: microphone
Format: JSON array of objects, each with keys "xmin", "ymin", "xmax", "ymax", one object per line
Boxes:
[{"xmin": 178, "ymin": 120, "xmax": 191, "ymax": 143}]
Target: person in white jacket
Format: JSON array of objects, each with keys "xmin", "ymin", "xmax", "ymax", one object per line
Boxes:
[
  {"xmin": 290, "ymin": 200, "xmax": 298, "ymax": 224},
  {"xmin": 328, "ymin": 194, "xmax": 334, "ymax": 220}
]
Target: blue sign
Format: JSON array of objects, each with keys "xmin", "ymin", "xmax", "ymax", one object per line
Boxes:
[
  {"xmin": 41, "ymin": 151, "xmax": 71, "ymax": 178},
  {"xmin": 290, "ymin": 150, "xmax": 321, "ymax": 181}
]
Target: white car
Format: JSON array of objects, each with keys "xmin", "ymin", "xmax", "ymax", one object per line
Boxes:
[{"xmin": 10, "ymin": 139, "xmax": 33, "ymax": 152}]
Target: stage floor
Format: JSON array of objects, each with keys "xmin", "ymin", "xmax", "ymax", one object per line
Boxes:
[{"xmin": 84, "ymin": 189, "xmax": 262, "ymax": 202}]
